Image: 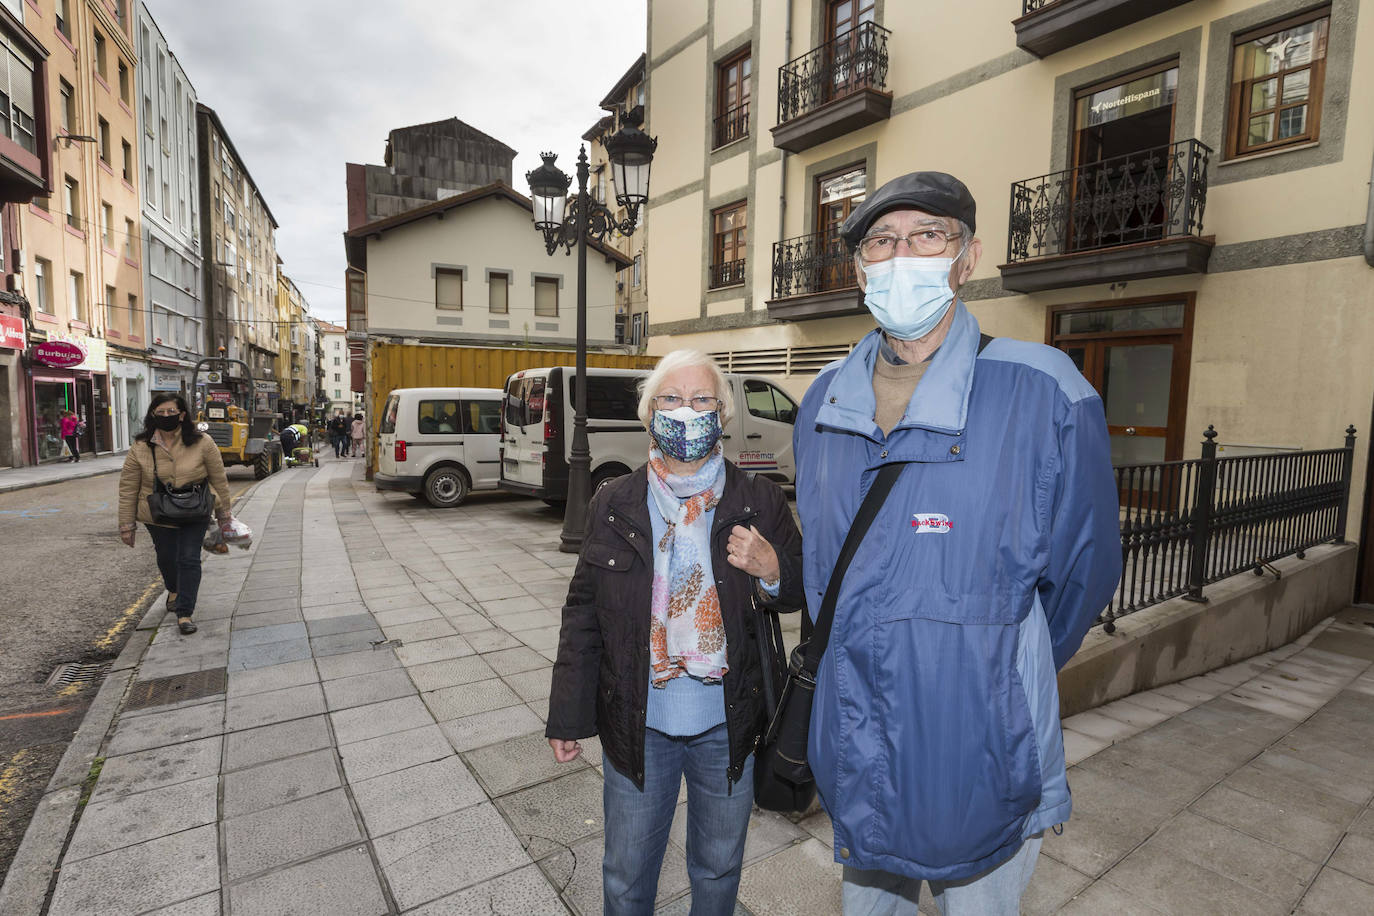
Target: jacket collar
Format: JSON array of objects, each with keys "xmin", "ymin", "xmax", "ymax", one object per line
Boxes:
[{"xmin": 815, "ymin": 301, "xmax": 981, "ymax": 439}]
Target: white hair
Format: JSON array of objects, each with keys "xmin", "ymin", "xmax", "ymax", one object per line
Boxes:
[{"xmin": 636, "ymin": 349, "xmax": 735, "ymax": 430}]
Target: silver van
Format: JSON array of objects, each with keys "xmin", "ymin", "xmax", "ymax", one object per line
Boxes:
[{"xmin": 375, "ymin": 387, "xmax": 504, "ymax": 507}]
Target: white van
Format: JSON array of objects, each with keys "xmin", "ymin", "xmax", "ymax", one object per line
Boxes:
[
  {"xmin": 375, "ymin": 387, "xmax": 504, "ymax": 507},
  {"xmin": 499, "ymin": 367, "xmax": 798, "ymax": 501}
]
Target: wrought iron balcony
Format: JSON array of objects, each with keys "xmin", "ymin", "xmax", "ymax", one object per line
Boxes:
[
  {"xmin": 1000, "ymin": 138, "xmax": 1214, "ymax": 293},
  {"xmin": 772, "ymin": 22, "xmax": 892, "ymax": 153},
  {"xmin": 1015, "ymin": 0, "xmax": 1196, "ymax": 58},
  {"xmin": 764, "ymin": 231, "xmax": 866, "ymax": 321},
  {"xmin": 708, "ymin": 259, "xmax": 746, "ymax": 290},
  {"xmin": 713, "ymin": 102, "xmax": 749, "ymax": 150}
]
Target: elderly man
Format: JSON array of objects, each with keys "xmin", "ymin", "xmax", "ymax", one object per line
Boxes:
[{"xmin": 792, "ymin": 171, "xmax": 1121, "ymax": 914}]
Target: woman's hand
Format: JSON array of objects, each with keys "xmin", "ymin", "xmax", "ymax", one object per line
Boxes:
[
  {"xmin": 119, "ymin": 528, "xmax": 135, "ymax": 547},
  {"xmin": 726, "ymin": 524, "xmax": 780, "ymax": 582},
  {"xmin": 549, "ymin": 738, "xmax": 582, "ymax": 763}
]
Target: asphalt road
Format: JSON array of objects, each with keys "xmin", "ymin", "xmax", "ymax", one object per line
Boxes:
[{"xmin": 0, "ymin": 466, "xmax": 257, "ymax": 884}]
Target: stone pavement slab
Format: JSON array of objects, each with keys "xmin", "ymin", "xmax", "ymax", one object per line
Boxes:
[
  {"xmin": 351, "ymin": 755, "xmax": 487, "ymax": 837},
  {"xmin": 223, "ymin": 787, "xmax": 362, "ymax": 881},
  {"xmin": 439, "ymin": 704, "xmax": 547, "ymax": 752},
  {"xmin": 64, "ymin": 774, "xmax": 219, "ymax": 863},
  {"xmin": 90, "ymin": 736, "xmax": 221, "ymax": 804},
  {"xmin": 374, "ymin": 802, "xmax": 532, "ymax": 911},
  {"xmin": 405, "ymin": 864, "xmax": 568, "ymax": 916},
  {"xmin": 222, "ymin": 747, "xmax": 341, "ymax": 818},
  {"xmin": 48, "ymin": 824, "xmax": 219, "ymax": 916},
  {"xmin": 227, "ymin": 845, "xmax": 388, "ymax": 916},
  {"xmin": 338, "ymin": 723, "xmax": 453, "ymax": 783},
  {"xmin": 224, "ymin": 714, "xmax": 333, "ymax": 772}
]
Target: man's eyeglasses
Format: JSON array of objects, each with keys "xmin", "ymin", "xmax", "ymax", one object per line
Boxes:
[
  {"xmin": 858, "ymin": 228, "xmax": 963, "ymax": 261},
  {"xmin": 652, "ymin": 395, "xmax": 722, "ymax": 411}
]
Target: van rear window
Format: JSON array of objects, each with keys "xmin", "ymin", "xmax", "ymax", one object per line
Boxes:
[
  {"xmin": 569, "ymin": 376, "xmax": 640, "ymax": 421},
  {"xmin": 379, "ymin": 395, "xmax": 400, "ymax": 434},
  {"xmin": 505, "ymin": 378, "xmax": 547, "ymax": 428},
  {"xmin": 418, "ymin": 400, "xmax": 461, "ymax": 435}
]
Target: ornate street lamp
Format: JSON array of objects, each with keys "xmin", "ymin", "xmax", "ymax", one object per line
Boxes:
[{"xmin": 527, "ymin": 113, "xmax": 657, "ymax": 553}]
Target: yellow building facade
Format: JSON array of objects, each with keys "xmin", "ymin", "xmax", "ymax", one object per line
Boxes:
[
  {"xmin": 19, "ymin": 0, "xmax": 143, "ymax": 460},
  {"xmin": 644, "ymin": 0, "xmax": 1374, "ymax": 575}
]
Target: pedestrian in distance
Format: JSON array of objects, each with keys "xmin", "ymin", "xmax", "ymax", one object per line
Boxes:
[
  {"xmin": 328, "ymin": 411, "xmax": 349, "ymax": 458},
  {"xmin": 59, "ymin": 409, "xmax": 81, "ymax": 462},
  {"xmin": 117, "ymin": 393, "xmax": 236, "ymax": 636},
  {"xmin": 349, "ymin": 413, "xmax": 366, "ymax": 458},
  {"xmin": 791, "ymin": 171, "xmax": 1122, "ymax": 915},
  {"xmin": 546, "ymin": 349, "xmax": 804, "ymax": 916}
]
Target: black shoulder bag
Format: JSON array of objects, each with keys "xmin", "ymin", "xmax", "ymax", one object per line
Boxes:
[
  {"xmin": 753, "ymin": 460, "xmax": 908, "ymax": 813},
  {"xmin": 145, "ymin": 442, "xmax": 213, "ymax": 526}
]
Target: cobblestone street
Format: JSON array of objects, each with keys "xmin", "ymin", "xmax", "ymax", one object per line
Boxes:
[{"xmin": 2, "ymin": 460, "xmax": 1371, "ymax": 915}]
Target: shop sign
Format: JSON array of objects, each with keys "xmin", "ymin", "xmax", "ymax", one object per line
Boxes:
[
  {"xmin": 152, "ymin": 368, "xmax": 182, "ymax": 391},
  {"xmin": 254, "ymin": 379, "xmax": 279, "ymax": 393},
  {"xmin": 208, "ymin": 389, "xmax": 234, "ymax": 404},
  {"xmin": 33, "ymin": 339, "xmax": 87, "ymax": 368},
  {"xmin": 0, "ymin": 313, "xmax": 25, "ymax": 350}
]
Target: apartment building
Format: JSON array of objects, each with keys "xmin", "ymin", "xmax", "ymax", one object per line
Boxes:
[
  {"xmin": 584, "ymin": 54, "xmax": 651, "ymax": 350},
  {"xmin": 644, "ymin": 0, "xmax": 1373, "ymax": 583},
  {"xmin": 275, "ymin": 269, "xmax": 311, "ymax": 418},
  {"xmin": 16, "ymin": 0, "xmax": 141, "ymax": 461},
  {"xmin": 0, "ymin": 0, "xmax": 53, "ymax": 466},
  {"xmin": 316, "ymin": 319, "xmax": 353, "ymax": 415},
  {"xmin": 133, "ymin": 2, "xmax": 200, "ymax": 428},
  {"xmin": 196, "ymin": 102, "xmax": 278, "ymax": 397}
]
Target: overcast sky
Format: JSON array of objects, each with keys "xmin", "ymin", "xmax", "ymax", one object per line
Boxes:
[{"xmin": 150, "ymin": 0, "xmax": 649, "ymax": 323}]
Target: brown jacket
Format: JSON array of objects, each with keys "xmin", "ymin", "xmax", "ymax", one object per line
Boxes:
[{"xmin": 119, "ymin": 434, "xmax": 232, "ymax": 528}]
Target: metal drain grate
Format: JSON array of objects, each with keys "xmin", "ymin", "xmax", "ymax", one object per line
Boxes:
[
  {"xmin": 46, "ymin": 662, "xmax": 111, "ymax": 689},
  {"xmin": 124, "ymin": 667, "xmax": 228, "ymax": 711}
]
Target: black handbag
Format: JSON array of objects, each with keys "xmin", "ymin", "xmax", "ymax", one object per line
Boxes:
[
  {"xmin": 145, "ymin": 444, "xmax": 213, "ymax": 526},
  {"xmin": 753, "ymin": 461, "xmax": 907, "ymax": 813}
]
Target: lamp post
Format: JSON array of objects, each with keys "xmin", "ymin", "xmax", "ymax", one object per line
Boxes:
[{"xmin": 527, "ymin": 112, "xmax": 656, "ymax": 553}]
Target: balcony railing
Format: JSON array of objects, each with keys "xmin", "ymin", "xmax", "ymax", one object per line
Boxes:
[
  {"xmin": 708, "ymin": 259, "xmax": 746, "ymax": 289},
  {"xmin": 770, "ymin": 231, "xmax": 855, "ymax": 300},
  {"xmin": 1106, "ymin": 425, "xmax": 1357, "ymax": 629},
  {"xmin": 713, "ymin": 102, "xmax": 749, "ymax": 149},
  {"xmin": 1008, "ymin": 139, "xmax": 1210, "ymax": 264},
  {"xmin": 777, "ymin": 21, "xmax": 890, "ymax": 126}
]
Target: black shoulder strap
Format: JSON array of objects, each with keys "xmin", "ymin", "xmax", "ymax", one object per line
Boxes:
[
  {"xmin": 978, "ymin": 333, "xmax": 995, "ymax": 354},
  {"xmin": 802, "ymin": 461, "xmax": 907, "ymax": 674}
]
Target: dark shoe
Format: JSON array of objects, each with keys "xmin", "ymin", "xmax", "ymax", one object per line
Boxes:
[{"xmin": 177, "ymin": 618, "xmax": 197, "ymax": 635}]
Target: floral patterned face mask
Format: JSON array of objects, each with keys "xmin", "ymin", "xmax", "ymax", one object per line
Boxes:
[{"xmin": 650, "ymin": 406, "xmax": 722, "ymax": 461}]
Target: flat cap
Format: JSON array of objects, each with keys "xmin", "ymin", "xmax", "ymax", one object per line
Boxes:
[{"xmin": 840, "ymin": 171, "xmax": 976, "ymax": 249}]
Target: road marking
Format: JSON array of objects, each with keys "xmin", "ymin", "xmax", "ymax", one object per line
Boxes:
[
  {"xmin": 0, "ymin": 748, "xmax": 33, "ymax": 815},
  {"xmin": 0, "ymin": 708, "xmax": 74, "ymax": 722},
  {"xmin": 93, "ymin": 579, "xmax": 162, "ymax": 653}
]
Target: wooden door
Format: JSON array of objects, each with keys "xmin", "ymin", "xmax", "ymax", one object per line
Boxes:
[
  {"xmin": 815, "ymin": 165, "xmax": 865, "ymax": 292},
  {"xmin": 825, "ymin": 0, "xmax": 876, "ymax": 101}
]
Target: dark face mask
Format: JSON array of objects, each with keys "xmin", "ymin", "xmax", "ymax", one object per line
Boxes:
[{"xmin": 153, "ymin": 414, "xmax": 181, "ymax": 432}]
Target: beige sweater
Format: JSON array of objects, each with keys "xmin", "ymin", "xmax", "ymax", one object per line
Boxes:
[
  {"xmin": 118, "ymin": 435, "xmax": 232, "ymax": 528},
  {"xmin": 873, "ymin": 350, "xmax": 931, "ymax": 437}
]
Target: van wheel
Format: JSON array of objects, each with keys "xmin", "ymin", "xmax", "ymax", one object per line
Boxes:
[
  {"xmin": 592, "ymin": 465, "xmax": 630, "ymax": 494},
  {"xmin": 424, "ymin": 467, "xmax": 469, "ymax": 508}
]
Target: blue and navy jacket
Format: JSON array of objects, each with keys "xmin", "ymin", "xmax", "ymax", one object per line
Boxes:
[{"xmin": 794, "ymin": 301, "xmax": 1121, "ymax": 881}]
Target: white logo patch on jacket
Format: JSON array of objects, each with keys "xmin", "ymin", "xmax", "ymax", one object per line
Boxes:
[{"xmin": 911, "ymin": 513, "xmax": 953, "ymax": 533}]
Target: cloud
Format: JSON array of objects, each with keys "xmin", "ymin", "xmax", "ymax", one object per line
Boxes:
[{"xmin": 147, "ymin": 0, "xmax": 647, "ymax": 322}]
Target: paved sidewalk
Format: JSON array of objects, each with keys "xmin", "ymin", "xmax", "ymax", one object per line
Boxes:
[
  {"xmin": 0, "ymin": 453, "xmax": 125, "ymax": 493},
  {"xmin": 4, "ymin": 459, "xmax": 1372, "ymax": 915}
]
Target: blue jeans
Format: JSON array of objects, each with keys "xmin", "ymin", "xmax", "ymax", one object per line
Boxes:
[
  {"xmin": 602, "ymin": 724, "xmax": 754, "ymax": 916},
  {"xmin": 841, "ymin": 835, "xmax": 1042, "ymax": 916}
]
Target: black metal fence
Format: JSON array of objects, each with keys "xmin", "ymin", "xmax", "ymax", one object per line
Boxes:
[
  {"xmin": 708, "ymin": 259, "xmax": 746, "ymax": 289},
  {"xmin": 713, "ymin": 103, "xmax": 749, "ymax": 149},
  {"xmin": 770, "ymin": 231, "xmax": 856, "ymax": 300},
  {"xmin": 1007, "ymin": 138, "xmax": 1211, "ymax": 263},
  {"xmin": 1022, "ymin": 0, "xmax": 1054, "ymax": 11},
  {"xmin": 1107, "ymin": 425, "xmax": 1357, "ymax": 628},
  {"xmin": 777, "ymin": 21, "xmax": 891, "ymax": 125}
]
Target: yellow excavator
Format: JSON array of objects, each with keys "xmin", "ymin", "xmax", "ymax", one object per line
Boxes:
[{"xmin": 192, "ymin": 356, "xmax": 282, "ymax": 479}]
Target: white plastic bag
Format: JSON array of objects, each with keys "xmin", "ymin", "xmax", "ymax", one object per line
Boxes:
[{"xmin": 220, "ymin": 518, "xmax": 253, "ymax": 549}]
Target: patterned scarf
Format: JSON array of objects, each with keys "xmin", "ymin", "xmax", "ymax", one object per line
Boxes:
[{"xmin": 648, "ymin": 444, "xmax": 728, "ymax": 686}]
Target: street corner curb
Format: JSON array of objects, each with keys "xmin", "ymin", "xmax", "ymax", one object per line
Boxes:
[
  {"xmin": 0, "ymin": 467, "xmax": 121, "ymax": 495},
  {"xmin": 0, "ymin": 784, "xmax": 82, "ymax": 916}
]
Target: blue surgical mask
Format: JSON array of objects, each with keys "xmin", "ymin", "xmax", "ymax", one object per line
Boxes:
[
  {"xmin": 651, "ymin": 406, "xmax": 722, "ymax": 461},
  {"xmin": 861, "ymin": 256, "xmax": 957, "ymax": 341}
]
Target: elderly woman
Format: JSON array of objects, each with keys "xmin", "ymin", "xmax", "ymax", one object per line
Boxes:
[{"xmin": 547, "ymin": 349, "xmax": 803, "ymax": 915}]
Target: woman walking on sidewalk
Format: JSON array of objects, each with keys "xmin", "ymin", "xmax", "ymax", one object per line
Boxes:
[
  {"xmin": 116, "ymin": 393, "xmax": 235, "ymax": 635},
  {"xmin": 546, "ymin": 350, "xmax": 804, "ymax": 915},
  {"xmin": 59, "ymin": 410, "xmax": 81, "ymax": 462},
  {"xmin": 349, "ymin": 413, "xmax": 366, "ymax": 458}
]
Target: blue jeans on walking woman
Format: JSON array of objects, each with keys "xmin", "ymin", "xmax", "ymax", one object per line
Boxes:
[
  {"xmin": 601, "ymin": 724, "xmax": 754, "ymax": 915},
  {"xmin": 145, "ymin": 523, "xmax": 203, "ymax": 617}
]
